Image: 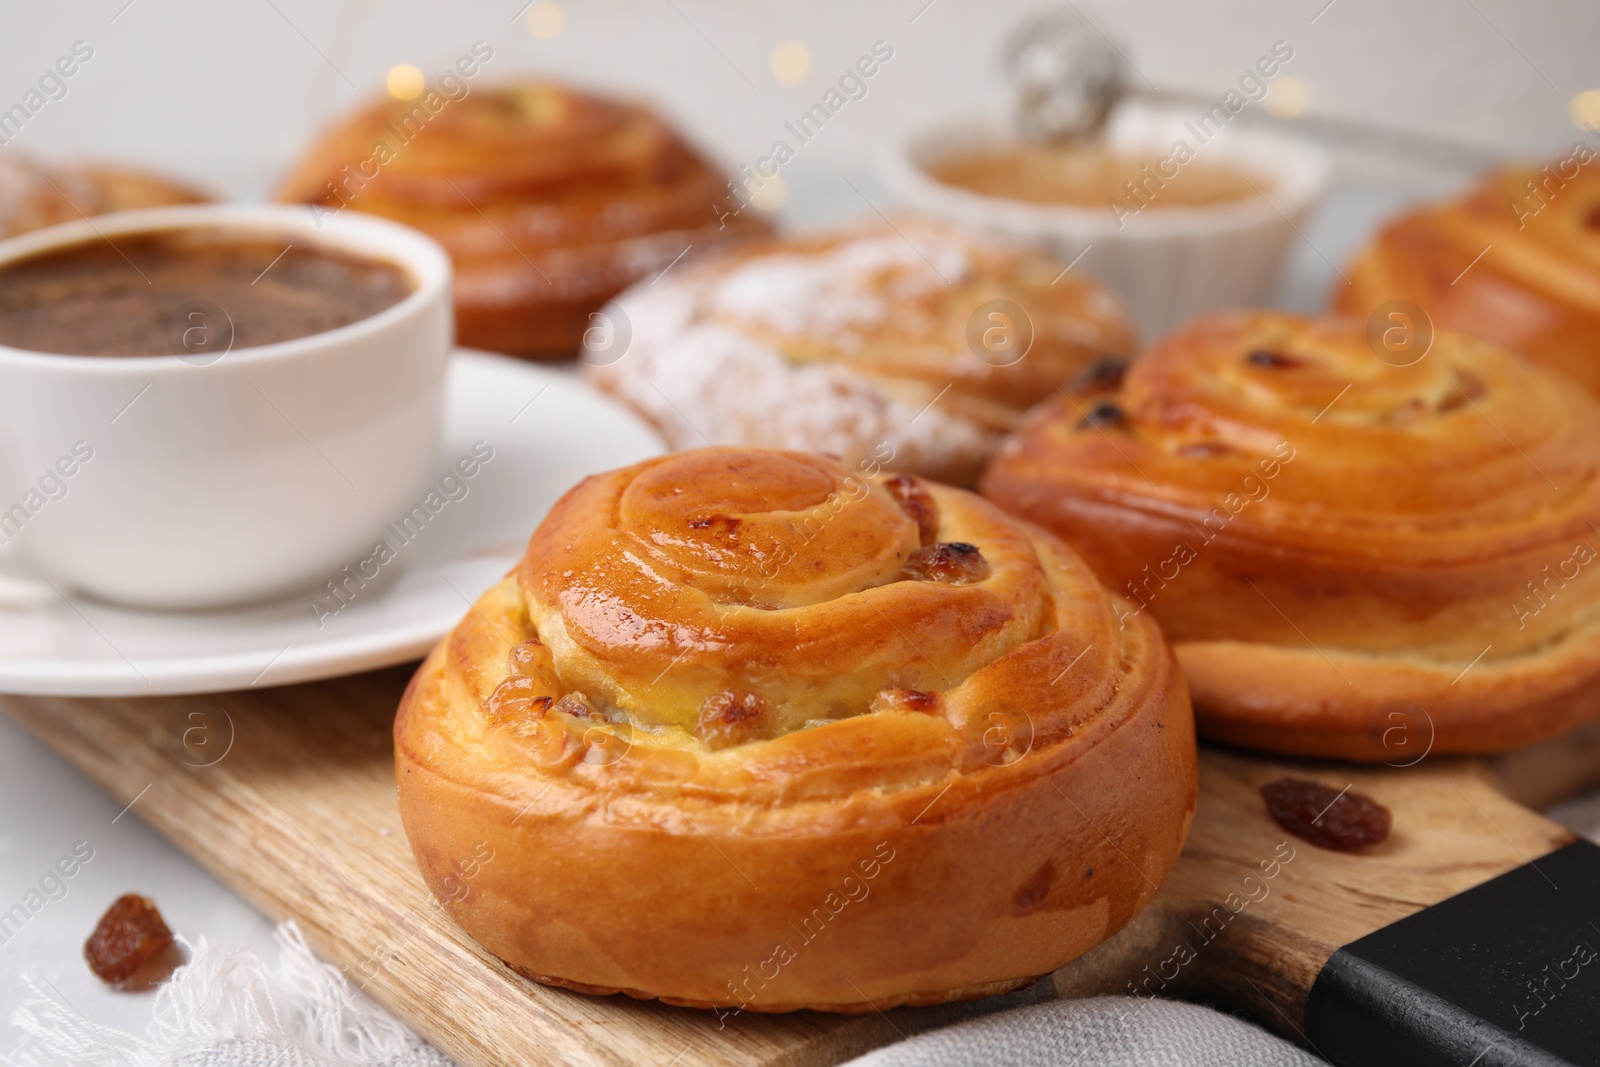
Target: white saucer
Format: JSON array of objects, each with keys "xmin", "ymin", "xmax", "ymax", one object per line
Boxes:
[{"xmin": 0, "ymin": 350, "xmax": 663, "ymax": 696}]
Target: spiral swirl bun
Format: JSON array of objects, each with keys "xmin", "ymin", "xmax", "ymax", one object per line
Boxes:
[
  {"xmin": 983, "ymin": 311, "xmax": 1600, "ymax": 759},
  {"xmin": 395, "ymin": 448, "xmax": 1194, "ymax": 1010},
  {"xmin": 277, "ymin": 83, "xmax": 769, "ymax": 358},
  {"xmin": 1338, "ymin": 161, "xmax": 1600, "ymax": 394}
]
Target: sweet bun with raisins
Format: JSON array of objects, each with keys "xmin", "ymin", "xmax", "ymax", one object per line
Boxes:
[
  {"xmin": 1336, "ymin": 159, "xmax": 1600, "ymax": 395},
  {"xmin": 277, "ymin": 82, "xmax": 771, "ymax": 359},
  {"xmin": 394, "ymin": 447, "xmax": 1194, "ymax": 1010},
  {"xmin": 982, "ymin": 311, "xmax": 1600, "ymax": 760}
]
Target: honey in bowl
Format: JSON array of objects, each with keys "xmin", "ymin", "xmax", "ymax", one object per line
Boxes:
[
  {"xmin": 928, "ymin": 144, "xmax": 1259, "ymax": 210},
  {"xmin": 0, "ymin": 229, "xmax": 413, "ymax": 357}
]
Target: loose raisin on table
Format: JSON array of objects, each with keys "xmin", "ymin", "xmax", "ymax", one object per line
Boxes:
[
  {"xmin": 84, "ymin": 893, "xmax": 177, "ymax": 987},
  {"xmin": 1260, "ymin": 777, "xmax": 1391, "ymax": 852}
]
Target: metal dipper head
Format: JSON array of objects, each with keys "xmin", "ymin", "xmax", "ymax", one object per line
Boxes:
[{"xmin": 1003, "ymin": 8, "xmax": 1124, "ymax": 144}]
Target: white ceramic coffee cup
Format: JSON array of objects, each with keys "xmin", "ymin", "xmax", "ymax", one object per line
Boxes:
[{"xmin": 0, "ymin": 204, "xmax": 453, "ymax": 608}]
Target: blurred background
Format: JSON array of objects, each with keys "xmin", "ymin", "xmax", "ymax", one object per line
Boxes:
[{"xmin": 1, "ymin": 0, "xmax": 1595, "ymax": 204}]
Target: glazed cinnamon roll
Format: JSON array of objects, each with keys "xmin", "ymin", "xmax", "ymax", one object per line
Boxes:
[
  {"xmin": 277, "ymin": 82, "xmax": 770, "ymax": 358},
  {"xmin": 1337, "ymin": 159, "xmax": 1600, "ymax": 394},
  {"xmin": 395, "ymin": 448, "xmax": 1194, "ymax": 1010},
  {"xmin": 982, "ymin": 311, "xmax": 1600, "ymax": 760},
  {"xmin": 583, "ymin": 217, "xmax": 1133, "ymax": 486}
]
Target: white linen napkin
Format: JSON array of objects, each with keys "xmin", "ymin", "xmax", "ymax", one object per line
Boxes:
[
  {"xmin": 840, "ymin": 995, "xmax": 1324, "ymax": 1067},
  {"xmin": 3, "ymin": 922, "xmax": 448, "ymax": 1067}
]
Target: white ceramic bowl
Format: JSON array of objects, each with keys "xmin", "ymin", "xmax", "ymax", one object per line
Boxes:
[
  {"xmin": 879, "ymin": 103, "xmax": 1330, "ymax": 339},
  {"xmin": 0, "ymin": 204, "xmax": 453, "ymax": 608}
]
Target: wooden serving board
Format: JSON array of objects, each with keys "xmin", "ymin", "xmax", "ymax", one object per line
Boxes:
[{"xmin": 4, "ymin": 668, "xmax": 1599, "ymax": 1066}]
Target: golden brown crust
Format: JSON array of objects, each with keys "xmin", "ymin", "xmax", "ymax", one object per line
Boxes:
[
  {"xmin": 981, "ymin": 311, "xmax": 1600, "ymax": 760},
  {"xmin": 583, "ymin": 218, "xmax": 1134, "ymax": 486},
  {"xmin": 395, "ymin": 448, "xmax": 1195, "ymax": 1010},
  {"xmin": 276, "ymin": 83, "xmax": 770, "ymax": 359},
  {"xmin": 1337, "ymin": 160, "xmax": 1600, "ymax": 394}
]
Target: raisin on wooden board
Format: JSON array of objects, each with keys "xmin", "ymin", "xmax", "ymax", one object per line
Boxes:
[
  {"xmin": 1261, "ymin": 777, "xmax": 1392, "ymax": 851},
  {"xmin": 84, "ymin": 893, "xmax": 177, "ymax": 987}
]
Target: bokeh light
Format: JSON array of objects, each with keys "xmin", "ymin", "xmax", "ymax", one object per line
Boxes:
[
  {"xmin": 770, "ymin": 41, "xmax": 811, "ymax": 84},
  {"xmin": 748, "ymin": 174, "xmax": 787, "ymax": 212},
  {"xmin": 1263, "ymin": 76, "xmax": 1309, "ymax": 120},
  {"xmin": 1570, "ymin": 89, "xmax": 1600, "ymax": 131},
  {"xmin": 385, "ymin": 64, "xmax": 425, "ymax": 100},
  {"xmin": 526, "ymin": 2, "xmax": 564, "ymax": 40}
]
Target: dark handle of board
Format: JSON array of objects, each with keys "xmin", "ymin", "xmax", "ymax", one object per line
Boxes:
[{"xmin": 1303, "ymin": 838, "xmax": 1600, "ymax": 1067}]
